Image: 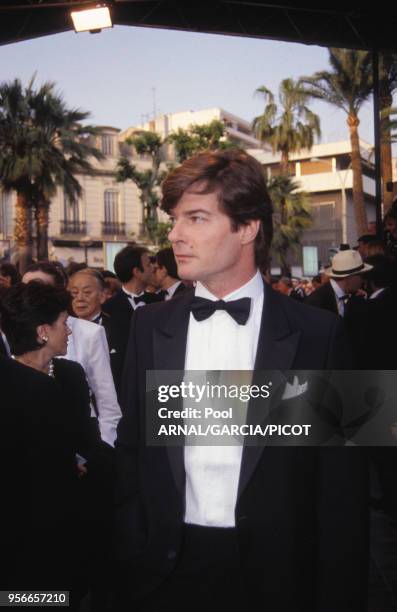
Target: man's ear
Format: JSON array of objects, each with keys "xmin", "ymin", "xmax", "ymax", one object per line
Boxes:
[{"xmin": 239, "ymin": 219, "xmax": 260, "ymax": 245}]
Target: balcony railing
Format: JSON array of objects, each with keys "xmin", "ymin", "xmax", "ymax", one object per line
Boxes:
[
  {"xmin": 60, "ymin": 220, "xmax": 87, "ymax": 235},
  {"xmin": 102, "ymin": 221, "xmax": 126, "ymax": 236}
]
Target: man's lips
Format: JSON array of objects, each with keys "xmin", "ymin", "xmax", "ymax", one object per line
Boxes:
[{"xmin": 175, "ymin": 254, "xmax": 194, "ymax": 261}]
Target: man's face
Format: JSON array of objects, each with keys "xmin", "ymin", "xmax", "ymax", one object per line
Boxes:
[
  {"xmin": 153, "ymin": 263, "xmax": 168, "ymax": 290},
  {"xmin": 134, "ymin": 252, "xmax": 154, "ymax": 287},
  {"xmin": 385, "ymin": 217, "xmax": 397, "ymax": 239},
  {"xmin": 168, "ymin": 189, "xmax": 250, "ymax": 287},
  {"xmin": 69, "ymin": 273, "xmax": 105, "ymax": 320},
  {"xmin": 344, "ymin": 274, "xmax": 363, "ymax": 294},
  {"xmin": 357, "ymin": 242, "xmax": 368, "ymax": 259}
]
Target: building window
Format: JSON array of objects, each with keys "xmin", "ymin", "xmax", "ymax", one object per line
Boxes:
[
  {"xmin": 311, "ymin": 202, "xmax": 336, "ymax": 229},
  {"xmin": 102, "ymin": 134, "xmax": 115, "ymax": 156},
  {"xmin": 104, "ymin": 190, "xmax": 119, "ymax": 223},
  {"xmin": 63, "ymin": 194, "xmax": 80, "ymax": 222}
]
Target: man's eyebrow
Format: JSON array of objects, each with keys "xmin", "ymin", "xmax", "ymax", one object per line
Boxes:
[{"xmin": 183, "ymin": 208, "xmax": 212, "ymax": 216}]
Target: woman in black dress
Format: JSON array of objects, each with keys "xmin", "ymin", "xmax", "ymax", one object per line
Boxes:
[{"xmin": 0, "ymin": 281, "xmax": 113, "ymax": 609}]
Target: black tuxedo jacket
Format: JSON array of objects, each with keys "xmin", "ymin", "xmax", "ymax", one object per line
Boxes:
[
  {"xmin": 115, "ymin": 286, "xmax": 368, "ymax": 611},
  {"xmin": 345, "ymin": 287, "xmax": 397, "ymax": 369},
  {"xmin": 305, "ymin": 281, "xmax": 339, "ymax": 315}
]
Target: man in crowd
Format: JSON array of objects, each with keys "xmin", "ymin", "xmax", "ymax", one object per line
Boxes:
[
  {"xmin": 69, "ymin": 268, "xmax": 121, "ymax": 395},
  {"xmin": 306, "ymin": 248, "xmax": 372, "ymax": 317},
  {"xmin": 115, "ymin": 149, "xmax": 368, "ymax": 611},
  {"xmin": 152, "ymin": 247, "xmax": 187, "ymax": 300},
  {"xmin": 102, "ymin": 246, "xmax": 159, "ymax": 405}
]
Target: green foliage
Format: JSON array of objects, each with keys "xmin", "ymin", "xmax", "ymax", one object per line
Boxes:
[
  {"xmin": 117, "ymin": 131, "xmax": 167, "ymax": 240},
  {"xmin": 167, "ymin": 119, "xmax": 237, "ymax": 162},
  {"xmin": 267, "ymin": 174, "xmax": 312, "ymax": 274},
  {"xmin": 299, "ymin": 48, "xmax": 373, "ymax": 116},
  {"xmin": 252, "ymin": 78, "xmax": 321, "ymax": 169},
  {"xmin": 0, "ymin": 75, "xmax": 103, "ymax": 263},
  {"xmin": 152, "ymin": 222, "xmax": 172, "ymax": 247}
]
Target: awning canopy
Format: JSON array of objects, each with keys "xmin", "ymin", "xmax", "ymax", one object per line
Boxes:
[{"xmin": 0, "ymin": 1, "xmax": 396, "ymax": 51}]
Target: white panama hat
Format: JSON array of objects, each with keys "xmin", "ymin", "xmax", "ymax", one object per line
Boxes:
[{"xmin": 324, "ymin": 249, "xmax": 373, "ymax": 278}]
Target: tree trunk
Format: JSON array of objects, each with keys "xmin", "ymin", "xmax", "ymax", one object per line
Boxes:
[
  {"xmin": 347, "ymin": 114, "xmax": 368, "ymax": 237},
  {"xmin": 36, "ymin": 200, "xmax": 49, "ymax": 261},
  {"xmin": 380, "ymin": 93, "xmax": 394, "ymax": 214},
  {"xmin": 14, "ymin": 191, "xmax": 33, "ymax": 274},
  {"xmin": 280, "ymin": 150, "xmax": 290, "ymax": 176},
  {"xmin": 379, "ymin": 55, "xmax": 395, "ymax": 214}
]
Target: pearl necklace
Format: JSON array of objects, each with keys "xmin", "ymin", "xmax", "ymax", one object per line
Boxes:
[{"xmin": 12, "ymin": 355, "xmax": 55, "ymax": 378}]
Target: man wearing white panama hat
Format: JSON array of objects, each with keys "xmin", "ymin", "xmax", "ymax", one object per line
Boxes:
[{"xmin": 306, "ymin": 249, "xmax": 372, "ymax": 316}]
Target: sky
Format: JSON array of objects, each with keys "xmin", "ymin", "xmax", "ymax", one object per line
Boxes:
[{"xmin": 0, "ymin": 24, "xmax": 376, "ymax": 145}]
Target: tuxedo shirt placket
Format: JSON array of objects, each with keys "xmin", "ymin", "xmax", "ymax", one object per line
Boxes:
[{"xmin": 183, "ymin": 270, "xmax": 264, "ymax": 528}]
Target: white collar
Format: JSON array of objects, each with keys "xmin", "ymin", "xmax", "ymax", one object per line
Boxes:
[
  {"xmin": 330, "ymin": 278, "xmax": 347, "ymax": 298},
  {"xmin": 370, "ymin": 287, "xmax": 386, "ymax": 299},
  {"xmin": 122, "ymin": 287, "xmax": 143, "ymax": 299},
  {"xmin": 195, "ymin": 270, "xmax": 263, "ymax": 302}
]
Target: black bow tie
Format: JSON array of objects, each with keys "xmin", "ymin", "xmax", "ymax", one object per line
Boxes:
[
  {"xmin": 339, "ymin": 294, "xmax": 350, "ymax": 305},
  {"xmin": 190, "ymin": 296, "xmax": 251, "ymax": 325}
]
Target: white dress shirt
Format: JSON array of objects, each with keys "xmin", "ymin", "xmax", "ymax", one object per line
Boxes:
[
  {"xmin": 330, "ymin": 278, "xmax": 348, "ymax": 316},
  {"xmin": 184, "ymin": 270, "xmax": 264, "ymax": 527},
  {"xmin": 165, "ymin": 280, "xmax": 183, "ymax": 300},
  {"xmin": 122, "ymin": 287, "xmax": 144, "ymax": 310},
  {"xmin": 66, "ymin": 316, "xmax": 121, "ymax": 446}
]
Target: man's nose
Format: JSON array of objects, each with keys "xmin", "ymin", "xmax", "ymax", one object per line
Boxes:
[{"xmin": 168, "ymin": 220, "xmax": 183, "ymax": 243}]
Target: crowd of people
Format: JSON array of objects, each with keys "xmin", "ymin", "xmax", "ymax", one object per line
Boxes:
[{"xmin": 0, "ymin": 148, "xmax": 396, "ymax": 611}]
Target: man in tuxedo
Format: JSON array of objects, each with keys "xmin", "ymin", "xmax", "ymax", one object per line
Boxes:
[
  {"xmin": 306, "ymin": 248, "xmax": 372, "ymax": 316},
  {"xmin": 103, "ymin": 247, "xmax": 161, "ymax": 400},
  {"xmin": 115, "ymin": 150, "xmax": 368, "ymax": 611},
  {"xmin": 152, "ymin": 247, "xmax": 187, "ymax": 300}
]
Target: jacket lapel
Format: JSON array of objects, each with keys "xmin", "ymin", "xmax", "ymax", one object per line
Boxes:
[
  {"xmin": 152, "ymin": 291, "xmax": 194, "ymax": 494},
  {"xmin": 238, "ymin": 286, "xmax": 301, "ymax": 499}
]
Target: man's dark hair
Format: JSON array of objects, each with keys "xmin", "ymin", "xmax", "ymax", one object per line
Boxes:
[
  {"xmin": 161, "ymin": 149, "xmax": 273, "ymax": 268},
  {"xmin": 0, "ymin": 281, "xmax": 71, "ymax": 355},
  {"xmin": 0, "ymin": 262, "xmax": 20, "ymax": 285},
  {"xmin": 365, "ymin": 254, "xmax": 397, "ymax": 289},
  {"xmin": 25, "ymin": 261, "xmax": 65, "ymax": 287},
  {"xmin": 357, "ymin": 234, "xmax": 375, "ymax": 245},
  {"xmin": 113, "ymin": 246, "xmax": 148, "ymax": 283},
  {"xmin": 156, "ymin": 248, "xmax": 180, "ymax": 280}
]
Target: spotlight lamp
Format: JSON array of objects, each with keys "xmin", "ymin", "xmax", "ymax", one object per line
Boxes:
[{"xmin": 71, "ymin": 4, "xmax": 112, "ymax": 34}]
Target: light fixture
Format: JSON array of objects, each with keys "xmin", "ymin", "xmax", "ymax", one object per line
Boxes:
[{"xmin": 71, "ymin": 5, "xmax": 112, "ymax": 34}]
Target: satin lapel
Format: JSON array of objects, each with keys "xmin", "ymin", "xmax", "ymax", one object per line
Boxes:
[
  {"xmin": 152, "ymin": 290, "xmax": 194, "ymax": 495},
  {"xmin": 238, "ymin": 286, "xmax": 301, "ymax": 499}
]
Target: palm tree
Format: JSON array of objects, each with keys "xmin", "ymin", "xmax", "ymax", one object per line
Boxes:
[
  {"xmin": 378, "ymin": 53, "xmax": 397, "ymax": 213},
  {"xmin": 299, "ymin": 49, "xmax": 373, "ymax": 236},
  {"xmin": 117, "ymin": 131, "xmax": 168, "ymax": 239},
  {"xmin": 0, "ymin": 77, "xmax": 103, "ymax": 268},
  {"xmin": 267, "ymin": 174, "xmax": 312, "ymax": 276},
  {"xmin": 252, "ymin": 78, "xmax": 321, "ymax": 176}
]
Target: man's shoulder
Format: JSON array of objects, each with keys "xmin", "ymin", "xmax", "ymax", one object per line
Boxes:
[
  {"xmin": 134, "ymin": 288, "xmax": 194, "ymax": 324},
  {"xmin": 305, "ymin": 282, "xmax": 334, "ymax": 304},
  {"xmin": 67, "ymin": 316, "xmax": 104, "ymax": 339},
  {"xmin": 270, "ymin": 285, "xmax": 338, "ymax": 329},
  {"xmin": 103, "ymin": 290, "xmax": 129, "ymax": 313}
]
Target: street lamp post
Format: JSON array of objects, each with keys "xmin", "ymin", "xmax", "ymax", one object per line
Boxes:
[{"xmin": 79, "ymin": 235, "xmax": 93, "ymax": 265}]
